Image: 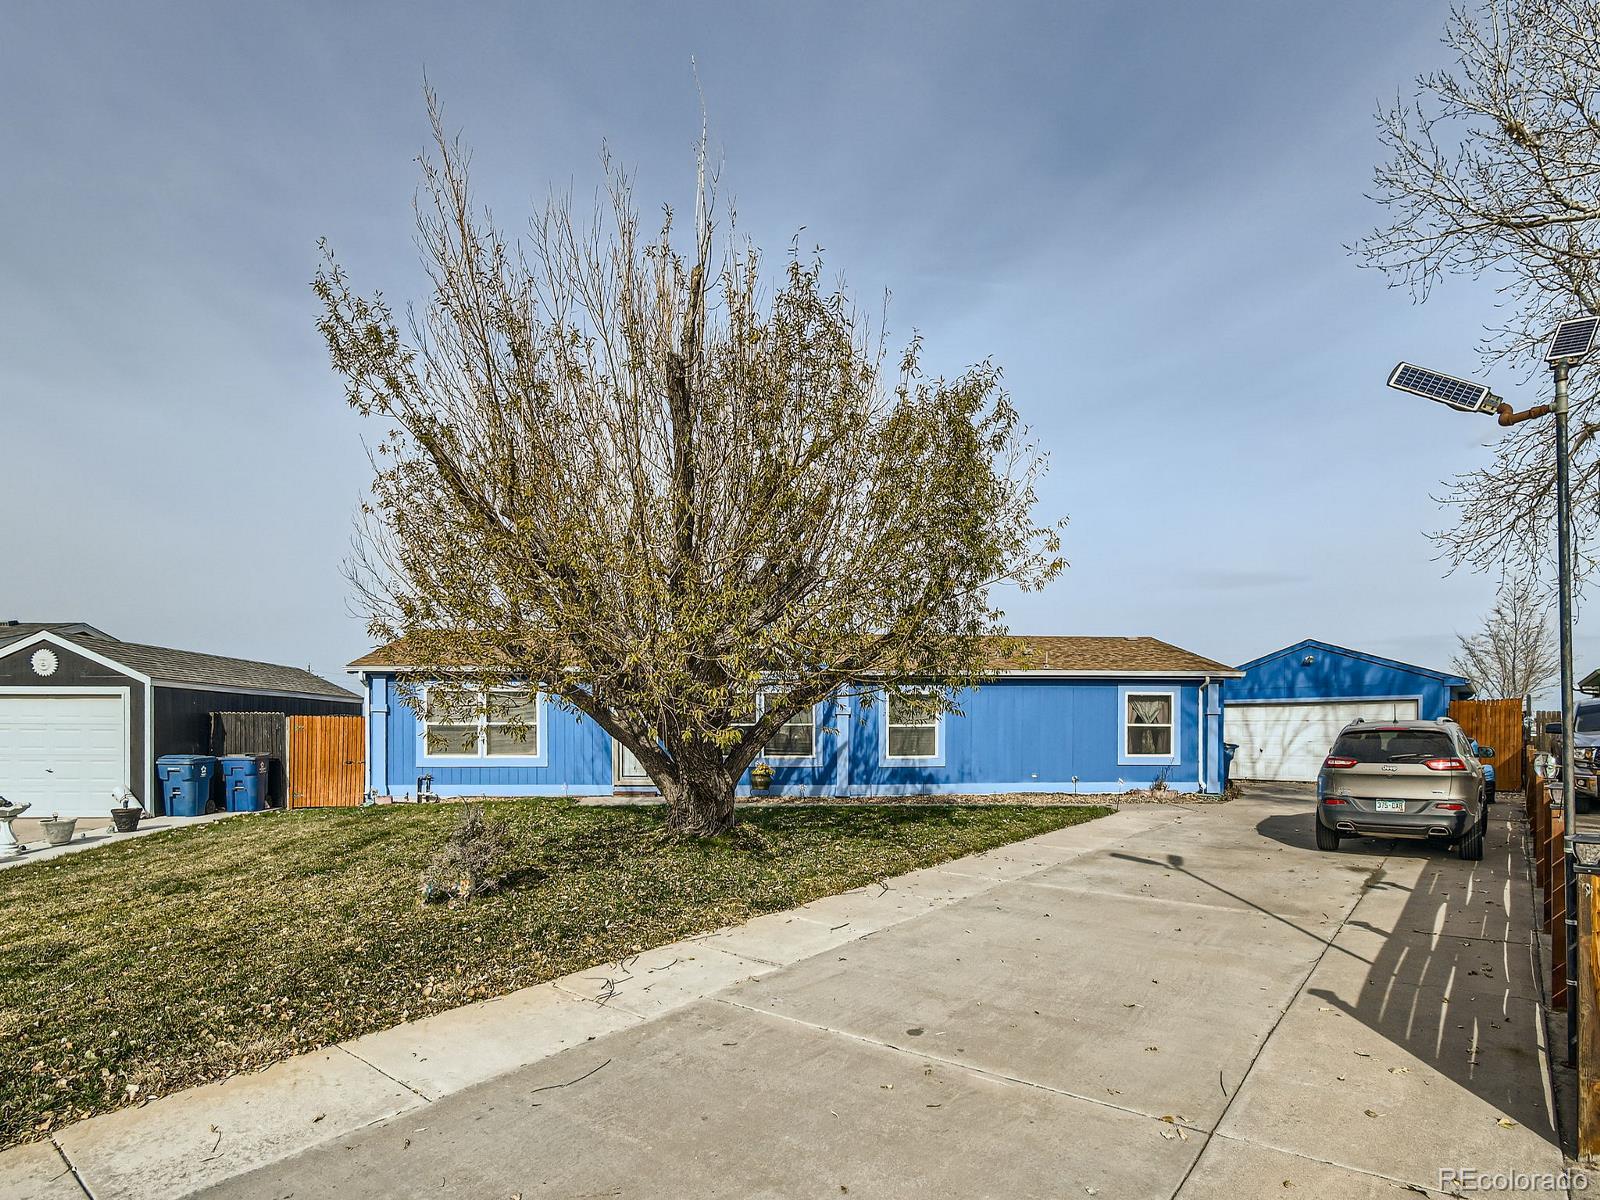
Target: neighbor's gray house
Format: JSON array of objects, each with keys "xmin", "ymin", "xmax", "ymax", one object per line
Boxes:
[
  {"xmin": 0, "ymin": 622, "xmax": 360, "ymax": 817},
  {"xmin": 349, "ymin": 635, "xmax": 1242, "ymax": 799}
]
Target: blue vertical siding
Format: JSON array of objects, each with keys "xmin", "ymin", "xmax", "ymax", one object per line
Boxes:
[
  {"xmin": 1230, "ymin": 640, "xmax": 1468, "ymax": 720},
  {"xmin": 841, "ymin": 680, "xmax": 1204, "ymax": 793},
  {"xmin": 373, "ymin": 677, "xmax": 611, "ymax": 797},
  {"xmin": 364, "ymin": 672, "xmax": 1219, "ymax": 797}
]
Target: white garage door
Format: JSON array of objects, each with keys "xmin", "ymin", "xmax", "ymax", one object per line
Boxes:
[
  {"xmin": 1226, "ymin": 699, "xmax": 1421, "ymax": 783},
  {"xmin": 0, "ymin": 693, "xmax": 129, "ymax": 817}
]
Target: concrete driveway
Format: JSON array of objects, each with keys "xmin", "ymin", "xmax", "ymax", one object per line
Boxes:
[{"xmin": 192, "ymin": 786, "xmax": 1565, "ymax": 1199}]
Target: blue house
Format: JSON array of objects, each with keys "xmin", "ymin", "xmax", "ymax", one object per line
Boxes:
[
  {"xmin": 1225, "ymin": 638, "xmax": 1472, "ymax": 782},
  {"xmin": 349, "ymin": 636, "xmax": 1241, "ymax": 799}
]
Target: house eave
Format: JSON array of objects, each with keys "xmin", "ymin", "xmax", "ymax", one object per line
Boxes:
[
  {"xmin": 153, "ymin": 679, "xmax": 361, "ymax": 704},
  {"xmin": 990, "ymin": 668, "xmax": 1245, "ymax": 680},
  {"xmin": 1236, "ymin": 638, "xmax": 1467, "ymax": 688},
  {"xmin": 349, "ymin": 663, "xmax": 1244, "ymax": 681}
]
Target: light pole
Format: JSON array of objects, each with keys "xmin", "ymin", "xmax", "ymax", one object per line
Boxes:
[{"xmin": 1388, "ymin": 315, "xmax": 1597, "ymax": 1066}]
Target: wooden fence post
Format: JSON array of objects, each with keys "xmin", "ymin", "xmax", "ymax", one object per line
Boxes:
[
  {"xmin": 1580, "ymin": 874, "xmax": 1600, "ymax": 1161},
  {"xmin": 1553, "ymin": 803, "xmax": 1569, "ymax": 1011},
  {"xmin": 1537, "ymin": 774, "xmax": 1551, "ymax": 898}
]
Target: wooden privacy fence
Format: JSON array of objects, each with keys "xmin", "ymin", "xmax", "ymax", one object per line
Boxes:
[
  {"xmin": 1527, "ymin": 755, "xmax": 1569, "ymax": 1012},
  {"xmin": 1581, "ymin": 869, "xmax": 1600, "ymax": 1159},
  {"xmin": 208, "ymin": 711, "xmax": 289, "ymax": 807},
  {"xmin": 1524, "ymin": 750, "xmax": 1600, "ymax": 1160},
  {"xmin": 1449, "ymin": 698, "xmax": 1526, "ymax": 792},
  {"xmin": 286, "ymin": 715, "xmax": 366, "ymax": 809}
]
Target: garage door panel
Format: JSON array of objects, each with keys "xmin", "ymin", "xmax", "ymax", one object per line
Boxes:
[
  {"xmin": 0, "ymin": 694, "xmax": 128, "ymax": 817},
  {"xmin": 1226, "ymin": 700, "xmax": 1420, "ymax": 782}
]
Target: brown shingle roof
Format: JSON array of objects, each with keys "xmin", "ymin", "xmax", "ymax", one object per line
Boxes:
[
  {"xmin": 351, "ymin": 634, "xmax": 1239, "ymax": 677},
  {"xmin": 4, "ymin": 626, "xmax": 360, "ymax": 701},
  {"xmin": 347, "ymin": 635, "xmax": 483, "ymax": 671},
  {"xmin": 985, "ymin": 636, "xmax": 1239, "ymax": 675},
  {"xmin": 100, "ymin": 640, "xmax": 362, "ymax": 700},
  {"xmin": 0, "ymin": 621, "xmax": 115, "ymax": 647}
]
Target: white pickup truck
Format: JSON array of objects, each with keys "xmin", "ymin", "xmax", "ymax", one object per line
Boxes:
[{"xmin": 1569, "ymin": 699, "xmax": 1600, "ymax": 811}]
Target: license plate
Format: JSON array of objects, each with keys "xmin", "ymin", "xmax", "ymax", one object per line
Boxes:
[{"xmin": 1375, "ymin": 799, "xmax": 1406, "ymax": 812}]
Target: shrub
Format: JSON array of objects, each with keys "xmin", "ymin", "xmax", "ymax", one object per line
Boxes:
[{"xmin": 419, "ymin": 804, "xmax": 515, "ymax": 904}]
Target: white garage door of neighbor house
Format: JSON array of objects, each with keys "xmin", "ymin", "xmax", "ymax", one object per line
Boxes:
[
  {"xmin": 0, "ymin": 694, "xmax": 128, "ymax": 817},
  {"xmin": 1226, "ymin": 700, "xmax": 1421, "ymax": 783}
]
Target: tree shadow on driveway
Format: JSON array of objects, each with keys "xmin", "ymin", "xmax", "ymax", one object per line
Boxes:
[{"xmin": 1121, "ymin": 798, "xmax": 1556, "ymax": 1147}]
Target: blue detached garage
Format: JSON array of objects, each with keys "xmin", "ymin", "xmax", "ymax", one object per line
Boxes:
[{"xmin": 1225, "ymin": 638, "xmax": 1473, "ymax": 782}]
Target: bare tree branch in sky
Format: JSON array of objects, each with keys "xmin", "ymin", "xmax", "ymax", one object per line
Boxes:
[
  {"xmin": 1361, "ymin": 0, "xmax": 1600, "ymax": 583},
  {"xmin": 1450, "ymin": 572, "xmax": 1560, "ymax": 698}
]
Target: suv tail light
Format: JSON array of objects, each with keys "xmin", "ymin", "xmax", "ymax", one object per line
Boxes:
[
  {"xmin": 1434, "ymin": 801, "xmax": 1466, "ymax": 811},
  {"xmin": 1424, "ymin": 757, "xmax": 1467, "ymax": 772},
  {"xmin": 1324, "ymin": 756, "xmax": 1358, "ymax": 769}
]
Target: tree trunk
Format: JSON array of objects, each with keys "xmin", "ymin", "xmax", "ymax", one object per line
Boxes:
[{"xmin": 661, "ymin": 764, "xmax": 738, "ymax": 837}]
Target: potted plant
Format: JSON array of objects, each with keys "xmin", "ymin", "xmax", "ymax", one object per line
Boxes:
[
  {"xmin": 109, "ymin": 788, "xmax": 144, "ymax": 833},
  {"xmin": 40, "ymin": 814, "xmax": 79, "ymax": 847},
  {"xmin": 750, "ymin": 760, "xmax": 773, "ymax": 793}
]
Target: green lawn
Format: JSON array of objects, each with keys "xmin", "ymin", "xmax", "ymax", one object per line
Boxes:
[{"xmin": 0, "ymin": 798, "xmax": 1109, "ymax": 1147}]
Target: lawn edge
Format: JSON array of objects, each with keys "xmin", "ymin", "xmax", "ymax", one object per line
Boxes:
[{"xmin": 17, "ymin": 802, "xmax": 1178, "ymax": 1200}]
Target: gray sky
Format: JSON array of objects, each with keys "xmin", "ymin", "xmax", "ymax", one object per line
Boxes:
[{"xmin": 2, "ymin": 1, "xmax": 1585, "ymax": 689}]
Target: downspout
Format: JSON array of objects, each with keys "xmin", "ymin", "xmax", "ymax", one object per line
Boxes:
[
  {"xmin": 367, "ymin": 673, "xmax": 390, "ymax": 799},
  {"xmin": 1199, "ymin": 677, "xmax": 1210, "ymax": 793}
]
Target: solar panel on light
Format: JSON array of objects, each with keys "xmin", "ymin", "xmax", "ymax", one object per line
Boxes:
[
  {"xmin": 1547, "ymin": 316, "xmax": 1600, "ymax": 363},
  {"xmin": 1386, "ymin": 362, "xmax": 1495, "ymax": 414}
]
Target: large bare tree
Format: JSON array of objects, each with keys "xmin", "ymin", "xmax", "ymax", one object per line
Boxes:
[
  {"xmin": 315, "ymin": 98, "xmax": 1063, "ymax": 836},
  {"xmin": 1361, "ymin": 0, "xmax": 1600, "ymax": 581},
  {"xmin": 1450, "ymin": 574, "xmax": 1561, "ymax": 699}
]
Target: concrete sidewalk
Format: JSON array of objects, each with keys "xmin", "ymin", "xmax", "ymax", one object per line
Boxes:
[
  {"xmin": 1, "ymin": 810, "xmax": 234, "ymax": 870},
  {"xmin": 4, "ymin": 788, "xmax": 1573, "ymax": 1199}
]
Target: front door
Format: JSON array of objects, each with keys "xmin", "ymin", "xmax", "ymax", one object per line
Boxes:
[{"xmin": 613, "ymin": 741, "xmax": 655, "ymax": 788}]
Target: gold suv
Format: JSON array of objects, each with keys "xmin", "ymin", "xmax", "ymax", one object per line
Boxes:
[{"xmin": 1316, "ymin": 719, "xmax": 1489, "ymax": 860}]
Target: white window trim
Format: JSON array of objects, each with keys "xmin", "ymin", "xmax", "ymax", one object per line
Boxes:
[
  {"xmin": 417, "ymin": 686, "xmax": 548, "ymax": 768},
  {"xmin": 1121, "ymin": 687, "xmax": 1178, "ymax": 764},
  {"xmin": 762, "ymin": 698, "xmax": 820, "ymax": 763},
  {"xmin": 881, "ymin": 688, "xmax": 945, "ymax": 766}
]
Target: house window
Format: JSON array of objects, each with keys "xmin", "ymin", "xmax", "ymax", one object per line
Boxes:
[
  {"xmin": 1125, "ymin": 692, "xmax": 1174, "ymax": 757},
  {"xmin": 766, "ymin": 706, "xmax": 815, "ymax": 758},
  {"xmin": 485, "ymin": 692, "xmax": 540, "ymax": 757},
  {"xmin": 886, "ymin": 691, "xmax": 939, "ymax": 759},
  {"xmin": 423, "ymin": 687, "xmax": 541, "ymax": 759}
]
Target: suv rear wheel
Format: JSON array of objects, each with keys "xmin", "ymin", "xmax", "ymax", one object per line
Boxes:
[
  {"xmin": 1456, "ymin": 820, "xmax": 1484, "ymax": 861},
  {"xmin": 1315, "ymin": 821, "xmax": 1341, "ymax": 851}
]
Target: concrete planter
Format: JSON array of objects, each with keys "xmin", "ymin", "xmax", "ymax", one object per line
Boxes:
[{"xmin": 40, "ymin": 817, "xmax": 79, "ymax": 847}]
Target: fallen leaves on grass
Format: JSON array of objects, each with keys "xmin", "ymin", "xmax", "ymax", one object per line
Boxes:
[{"xmin": 0, "ymin": 798, "xmax": 1109, "ymax": 1147}]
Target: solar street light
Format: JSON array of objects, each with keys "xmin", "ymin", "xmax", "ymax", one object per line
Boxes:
[
  {"xmin": 1385, "ymin": 363, "xmax": 1500, "ymax": 415},
  {"xmin": 1386, "ymin": 314, "xmax": 1598, "ymax": 1068},
  {"xmin": 1548, "ymin": 316, "xmax": 1600, "ymax": 364}
]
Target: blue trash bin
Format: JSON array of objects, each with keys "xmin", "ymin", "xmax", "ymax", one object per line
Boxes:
[
  {"xmin": 156, "ymin": 755, "xmax": 218, "ymax": 817},
  {"xmin": 1222, "ymin": 742, "xmax": 1239, "ymax": 792},
  {"xmin": 219, "ymin": 755, "xmax": 270, "ymax": 812}
]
